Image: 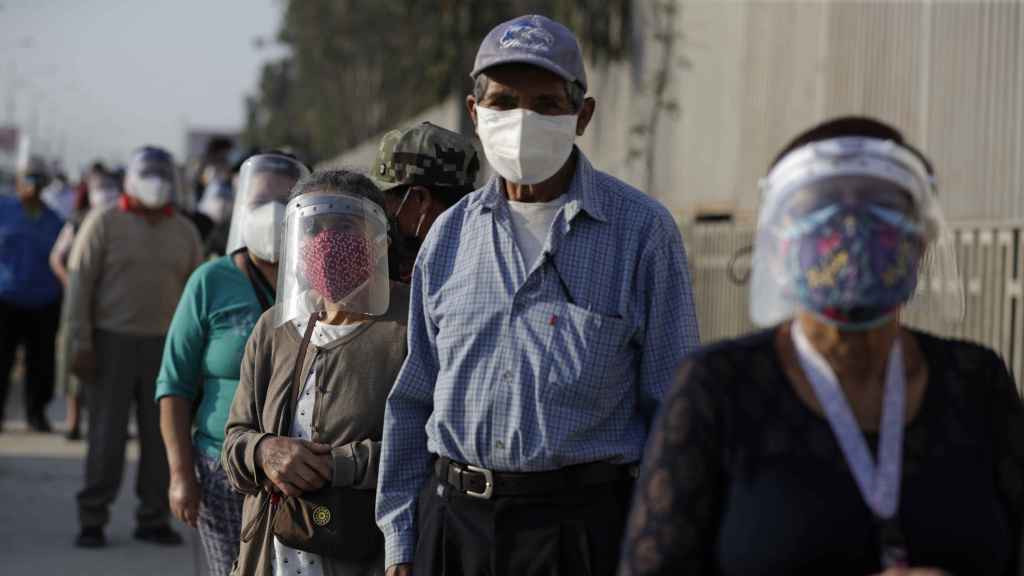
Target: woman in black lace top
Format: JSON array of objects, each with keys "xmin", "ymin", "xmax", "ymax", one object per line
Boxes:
[{"xmin": 619, "ymin": 118, "xmax": 1024, "ymax": 576}]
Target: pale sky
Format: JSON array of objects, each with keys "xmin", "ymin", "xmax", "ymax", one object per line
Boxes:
[{"xmin": 1, "ymin": 0, "xmax": 282, "ymax": 172}]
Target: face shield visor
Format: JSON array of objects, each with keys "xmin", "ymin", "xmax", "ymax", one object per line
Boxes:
[
  {"xmin": 125, "ymin": 148, "xmax": 179, "ymax": 209},
  {"xmin": 274, "ymin": 192, "xmax": 390, "ymax": 325},
  {"xmin": 225, "ymin": 154, "xmax": 309, "ymax": 261},
  {"xmin": 749, "ymin": 136, "xmax": 962, "ymax": 328}
]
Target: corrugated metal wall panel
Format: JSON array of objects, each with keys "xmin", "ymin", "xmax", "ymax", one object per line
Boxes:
[
  {"xmin": 682, "ymin": 221, "xmax": 1024, "ymax": 390},
  {"xmin": 575, "ymin": 1, "xmax": 1023, "ymax": 223}
]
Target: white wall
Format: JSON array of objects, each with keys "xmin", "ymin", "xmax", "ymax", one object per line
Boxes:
[
  {"xmin": 578, "ymin": 0, "xmax": 1024, "ymax": 224},
  {"xmin": 324, "ymin": 1, "xmax": 1023, "ymax": 225}
]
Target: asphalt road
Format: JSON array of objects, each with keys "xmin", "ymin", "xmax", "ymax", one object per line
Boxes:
[{"xmin": 0, "ymin": 372, "xmax": 209, "ymax": 575}]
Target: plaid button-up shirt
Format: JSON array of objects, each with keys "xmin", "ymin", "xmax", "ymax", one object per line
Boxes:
[{"xmin": 376, "ymin": 150, "xmax": 700, "ymax": 567}]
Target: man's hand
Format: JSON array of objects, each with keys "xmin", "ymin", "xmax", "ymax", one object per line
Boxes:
[
  {"xmin": 256, "ymin": 437, "xmax": 332, "ymax": 497},
  {"xmin": 71, "ymin": 348, "xmax": 96, "ymax": 382},
  {"xmin": 168, "ymin": 470, "xmax": 201, "ymax": 528},
  {"xmin": 386, "ymin": 564, "xmax": 413, "ymax": 576}
]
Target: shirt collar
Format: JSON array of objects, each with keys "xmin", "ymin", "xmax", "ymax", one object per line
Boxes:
[
  {"xmin": 118, "ymin": 194, "xmax": 174, "ymax": 218},
  {"xmin": 468, "ymin": 147, "xmax": 609, "ymax": 224}
]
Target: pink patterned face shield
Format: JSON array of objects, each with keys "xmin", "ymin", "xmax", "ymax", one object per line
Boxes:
[{"xmin": 301, "ymin": 229, "xmax": 373, "ymax": 303}]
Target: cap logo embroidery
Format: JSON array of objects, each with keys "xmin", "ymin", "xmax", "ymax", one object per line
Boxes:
[{"xmin": 499, "ymin": 24, "xmax": 554, "ymax": 52}]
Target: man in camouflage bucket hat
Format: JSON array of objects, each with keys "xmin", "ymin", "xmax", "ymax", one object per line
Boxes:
[{"xmin": 370, "ymin": 121, "xmax": 480, "ymax": 283}]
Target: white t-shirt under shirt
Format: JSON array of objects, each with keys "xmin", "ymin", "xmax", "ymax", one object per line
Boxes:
[
  {"xmin": 274, "ymin": 320, "xmax": 362, "ymax": 576},
  {"xmin": 506, "ymin": 195, "xmax": 568, "ymax": 270}
]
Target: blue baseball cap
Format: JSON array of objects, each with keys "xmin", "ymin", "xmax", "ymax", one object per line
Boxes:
[
  {"xmin": 471, "ymin": 14, "xmax": 587, "ymax": 92},
  {"xmin": 129, "ymin": 146, "xmax": 175, "ymax": 178}
]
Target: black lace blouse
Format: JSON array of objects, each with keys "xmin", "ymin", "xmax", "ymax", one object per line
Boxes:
[{"xmin": 619, "ymin": 328, "xmax": 1024, "ymax": 576}]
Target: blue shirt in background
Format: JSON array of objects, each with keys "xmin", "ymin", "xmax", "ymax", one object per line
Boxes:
[{"xmin": 0, "ymin": 196, "xmax": 63, "ymax": 308}]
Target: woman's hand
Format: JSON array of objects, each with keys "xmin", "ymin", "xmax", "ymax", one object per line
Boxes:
[
  {"xmin": 256, "ymin": 436, "xmax": 333, "ymax": 497},
  {"xmin": 386, "ymin": 564, "xmax": 412, "ymax": 576},
  {"xmin": 159, "ymin": 397, "xmax": 201, "ymax": 527},
  {"xmin": 168, "ymin": 470, "xmax": 201, "ymax": 528}
]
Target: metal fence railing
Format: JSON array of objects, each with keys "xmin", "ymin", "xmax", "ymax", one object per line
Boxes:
[{"xmin": 680, "ymin": 221, "xmax": 1023, "ymax": 388}]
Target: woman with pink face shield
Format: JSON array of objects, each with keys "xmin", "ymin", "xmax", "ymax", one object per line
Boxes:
[{"xmin": 222, "ymin": 170, "xmax": 408, "ymax": 576}]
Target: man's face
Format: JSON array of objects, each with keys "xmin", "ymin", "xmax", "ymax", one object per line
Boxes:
[
  {"xmin": 384, "ymin": 186, "xmax": 417, "ymax": 237},
  {"xmin": 16, "ymin": 173, "xmax": 47, "ymax": 202},
  {"xmin": 467, "ymin": 64, "xmax": 596, "ymax": 136}
]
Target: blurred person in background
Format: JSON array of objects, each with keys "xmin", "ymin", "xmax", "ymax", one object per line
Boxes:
[
  {"xmin": 201, "ymin": 149, "xmax": 261, "ymax": 258},
  {"xmin": 222, "ymin": 170, "xmax": 408, "ymax": 576},
  {"xmin": 376, "ymin": 15, "xmax": 699, "ymax": 576},
  {"xmin": 67, "ymin": 146, "xmax": 204, "ymax": 548},
  {"xmin": 198, "ymin": 174, "xmax": 236, "ymax": 257},
  {"xmin": 618, "ymin": 117, "xmax": 1024, "ymax": 576},
  {"xmin": 50, "ymin": 162, "xmax": 122, "ymax": 440},
  {"xmin": 156, "ymin": 154, "xmax": 307, "ymax": 576},
  {"xmin": 40, "ymin": 169, "xmax": 77, "ymax": 222},
  {"xmin": 190, "ymin": 136, "xmax": 235, "ymax": 208},
  {"xmin": 197, "ymin": 175, "xmax": 235, "ymax": 227},
  {"xmin": 368, "ymin": 122, "xmax": 480, "ymax": 284},
  {"xmin": 0, "ymin": 155, "xmax": 63, "ymax": 433}
]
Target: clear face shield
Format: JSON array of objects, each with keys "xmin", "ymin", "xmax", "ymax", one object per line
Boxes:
[
  {"xmin": 274, "ymin": 192, "xmax": 391, "ymax": 325},
  {"xmin": 225, "ymin": 154, "xmax": 309, "ymax": 261},
  {"xmin": 749, "ymin": 137, "xmax": 963, "ymax": 329}
]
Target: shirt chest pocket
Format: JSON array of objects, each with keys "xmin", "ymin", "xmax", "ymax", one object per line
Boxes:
[{"xmin": 543, "ymin": 302, "xmax": 634, "ymax": 408}]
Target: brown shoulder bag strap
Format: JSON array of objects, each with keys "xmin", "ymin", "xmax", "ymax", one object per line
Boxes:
[
  {"xmin": 277, "ymin": 311, "xmax": 320, "ymax": 435},
  {"xmin": 243, "ymin": 311, "xmax": 319, "ymax": 543}
]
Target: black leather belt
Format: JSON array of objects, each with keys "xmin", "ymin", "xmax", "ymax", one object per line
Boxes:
[{"xmin": 434, "ymin": 456, "xmax": 637, "ymax": 500}]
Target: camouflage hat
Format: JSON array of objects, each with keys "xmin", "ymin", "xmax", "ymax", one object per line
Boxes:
[{"xmin": 369, "ymin": 122, "xmax": 481, "ymax": 193}]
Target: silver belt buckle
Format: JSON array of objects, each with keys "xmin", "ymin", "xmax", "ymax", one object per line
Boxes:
[{"xmin": 463, "ymin": 464, "xmax": 494, "ymax": 499}]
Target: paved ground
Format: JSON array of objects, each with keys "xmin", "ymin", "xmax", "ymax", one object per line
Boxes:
[{"xmin": 0, "ymin": 370, "xmax": 210, "ymax": 575}]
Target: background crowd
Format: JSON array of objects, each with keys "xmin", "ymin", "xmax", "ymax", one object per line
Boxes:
[{"xmin": 1, "ymin": 3, "xmax": 1022, "ymax": 576}]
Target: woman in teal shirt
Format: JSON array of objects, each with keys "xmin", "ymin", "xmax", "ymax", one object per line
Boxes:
[{"xmin": 156, "ymin": 154, "xmax": 307, "ymax": 576}]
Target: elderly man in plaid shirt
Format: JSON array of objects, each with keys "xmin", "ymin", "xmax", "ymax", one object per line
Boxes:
[{"xmin": 376, "ymin": 14, "xmax": 700, "ymax": 576}]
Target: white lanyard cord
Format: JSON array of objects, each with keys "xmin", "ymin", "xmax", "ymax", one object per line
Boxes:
[{"xmin": 791, "ymin": 322, "xmax": 906, "ymax": 519}]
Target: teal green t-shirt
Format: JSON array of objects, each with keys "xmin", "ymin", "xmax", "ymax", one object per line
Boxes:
[{"xmin": 155, "ymin": 255, "xmax": 272, "ymax": 459}]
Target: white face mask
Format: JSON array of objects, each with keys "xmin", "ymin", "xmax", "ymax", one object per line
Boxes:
[
  {"xmin": 242, "ymin": 201, "xmax": 286, "ymax": 263},
  {"xmin": 130, "ymin": 176, "xmax": 174, "ymax": 208},
  {"xmin": 475, "ymin": 106, "xmax": 578, "ymax": 185},
  {"xmin": 88, "ymin": 187, "xmax": 120, "ymax": 210}
]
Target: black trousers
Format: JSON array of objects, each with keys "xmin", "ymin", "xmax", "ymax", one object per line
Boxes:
[
  {"xmin": 0, "ymin": 299, "xmax": 61, "ymax": 423},
  {"xmin": 413, "ymin": 473, "xmax": 635, "ymax": 576}
]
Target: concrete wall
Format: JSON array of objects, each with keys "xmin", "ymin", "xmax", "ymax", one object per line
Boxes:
[{"xmin": 319, "ymin": 97, "xmax": 465, "ymax": 172}]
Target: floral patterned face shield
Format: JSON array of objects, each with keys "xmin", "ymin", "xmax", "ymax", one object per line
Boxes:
[{"xmin": 780, "ymin": 202, "xmax": 926, "ymax": 329}]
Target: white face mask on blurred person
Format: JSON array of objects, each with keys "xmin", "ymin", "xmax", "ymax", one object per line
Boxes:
[
  {"xmin": 88, "ymin": 186, "xmax": 120, "ymax": 210},
  {"xmin": 242, "ymin": 201, "xmax": 286, "ymax": 262},
  {"xmin": 474, "ymin": 106, "xmax": 577, "ymax": 185},
  {"xmin": 131, "ymin": 176, "xmax": 174, "ymax": 209}
]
